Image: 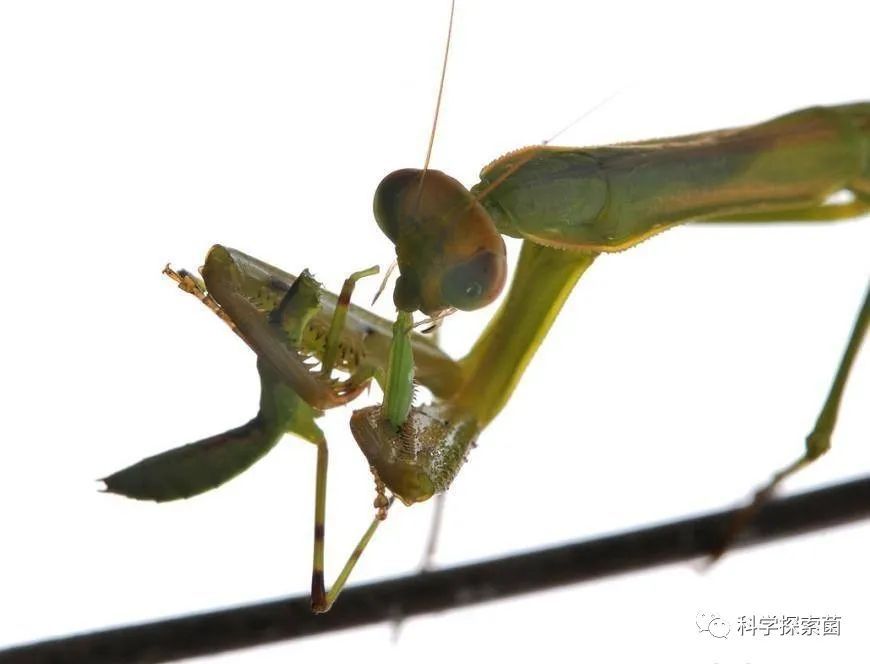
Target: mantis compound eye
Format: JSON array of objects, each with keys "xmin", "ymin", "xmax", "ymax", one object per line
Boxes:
[{"xmin": 440, "ymin": 249, "xmax": 506, "ymax": 311}]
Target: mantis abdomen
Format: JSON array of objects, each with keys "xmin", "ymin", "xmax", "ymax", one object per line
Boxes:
[{"xmin": 475, "ymin": 103, "xmax": 870, "ymax": 251}]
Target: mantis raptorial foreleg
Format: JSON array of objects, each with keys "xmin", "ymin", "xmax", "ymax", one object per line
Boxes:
[{"xmin": 711, "ymin": 282, "xmax": 869, "ymax": 559}]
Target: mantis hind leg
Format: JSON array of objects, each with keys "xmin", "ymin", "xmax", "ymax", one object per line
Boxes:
[{"xmin": 711, "ymin": 282, "xmax": 869, "ymax": 559}]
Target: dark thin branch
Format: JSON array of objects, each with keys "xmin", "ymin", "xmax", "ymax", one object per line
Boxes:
[{"xmin": 5, "ymin": 475, "xmax": 870, "ymax": 663}]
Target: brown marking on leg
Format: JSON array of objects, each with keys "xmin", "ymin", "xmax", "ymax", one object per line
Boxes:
[{"xmin": 310, "ymin": 569, "xmax": 326, "ymax": 612}]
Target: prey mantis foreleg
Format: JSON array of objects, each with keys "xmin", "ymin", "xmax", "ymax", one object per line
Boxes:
[
  {"xmin": 712, "ymin": 281, "xmax": 869, "ymax": 558},
  {"xmin": 320, "ymin": 267, "xmax": 380, "ymax": 377},
  {"xmin": 164, "ymin": 264, "xmax": 241, "ymax": 336}
]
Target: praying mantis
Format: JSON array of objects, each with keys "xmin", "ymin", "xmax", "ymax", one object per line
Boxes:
[{"xmin": 98, "ymin": 2, "xmax": 870, "ymax": 616}]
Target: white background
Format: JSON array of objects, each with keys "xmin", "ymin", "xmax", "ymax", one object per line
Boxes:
[{"xmin": 1, "ymin": 1, "xmax": 868, "ymax": 662}]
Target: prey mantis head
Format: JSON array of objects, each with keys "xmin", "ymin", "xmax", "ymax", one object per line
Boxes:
[{"xmin": 373, "ymin": 168, "xmax": 507, "ymax": 316}]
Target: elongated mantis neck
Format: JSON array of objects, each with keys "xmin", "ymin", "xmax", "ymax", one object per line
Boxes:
[{"xmin": 454, "ymin": 241, "xmax": 597, "ymax": 428}]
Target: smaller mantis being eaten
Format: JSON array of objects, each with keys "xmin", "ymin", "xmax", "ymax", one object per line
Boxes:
[
  {"xmin": 103, "ymin": 3, "xmax": 869, "ymax": 614},
  {"xmin": 102, "ymin": 245, "xmax": 467, "ymax": 611}
]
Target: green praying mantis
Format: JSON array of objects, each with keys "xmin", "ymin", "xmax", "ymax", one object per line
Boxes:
[{"xmin": 101, "ymin": 3, "xmax": 869, "ymax": 614}]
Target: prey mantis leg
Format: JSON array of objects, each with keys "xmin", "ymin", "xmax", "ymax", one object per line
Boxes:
[
  {"xmin": 310, "ymin": 432, "xmax": 394, "ymax": 613},
  {"xmin": 304, "ymin": 265, "xmax": 397, "ymax": 614},
  {"xmin": 712, "ymin": 281, "xmax": 869, "ymax": 559},
  {"xmin": 320, "ymin": 266, "xmax": 380, "ymax": 376},
  {"xmin": 268, "ymin": 264, "xmax": 379, "ymax": 376},
  {"xmin": 164, "ymin": 265, "xmax": 241, "ymax": 337}
]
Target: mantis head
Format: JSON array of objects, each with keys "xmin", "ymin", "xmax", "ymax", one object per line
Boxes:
[{"xmin": 373, "ymin": 169, "xmax": 507, "ymax": 316}]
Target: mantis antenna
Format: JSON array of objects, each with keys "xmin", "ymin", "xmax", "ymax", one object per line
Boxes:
[
  {"xmin": 470, "ymin": 89, "xmax": 624, "ymax": 211},
  {"xmin": 373, "ymin": 0, "xmax": 456, "ymax": 306},
  {"xmin": 414, "ymin": 0, "xmax": 456, "ymax": 211},
  {"xmin": 542, "ymin": 89, "xmax": 623, "ymax": 145}
]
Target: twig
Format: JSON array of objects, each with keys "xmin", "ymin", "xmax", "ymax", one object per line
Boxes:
[{"xmin": 4, "ymin": 475, "xmax": 870, "ymax": 663}]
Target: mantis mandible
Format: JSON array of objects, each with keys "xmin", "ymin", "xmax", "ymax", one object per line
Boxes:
[{"xmin": 101, "ymin": 2, "xmax": 869, "ymax": 613}]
